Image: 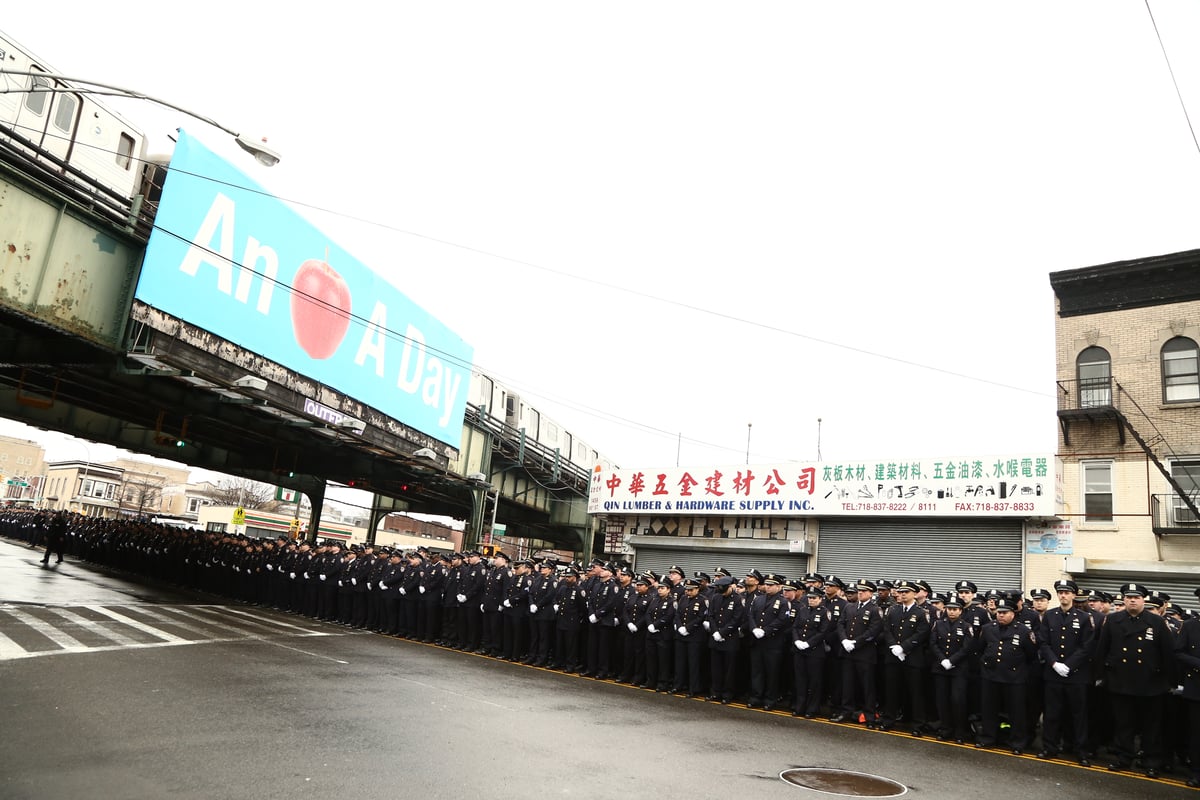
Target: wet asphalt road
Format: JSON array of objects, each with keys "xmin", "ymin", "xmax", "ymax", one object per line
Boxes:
[{"xmin": 0, "ymin": 538, "xmax": 1195, "ymax": 800}]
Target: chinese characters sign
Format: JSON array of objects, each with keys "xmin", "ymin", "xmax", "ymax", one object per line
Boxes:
[{"xmin": 588, "ymin": 454, "xmax": 1059, "ymax": 518}]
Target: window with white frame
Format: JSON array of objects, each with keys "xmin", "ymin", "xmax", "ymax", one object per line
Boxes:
[
  {"xmin": 1170, "ymin": 458, "xmax": 1200, "ymax": 523},
  {"xmin": 1082, "ymin": 461, "xmax": 1113, "ymax": 523},
  {"xmin": 1077, "ymin": 346, "xmax": 1112, "ymax": 408},
  {"xmin": 1163, "ymin": 337, "xmax": 1200, "ymax": 403}
]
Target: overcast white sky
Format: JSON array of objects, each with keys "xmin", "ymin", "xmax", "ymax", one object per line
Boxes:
[{"xmin": 4, "ymin": 2, "xmax": 1200, "ymax": 492}]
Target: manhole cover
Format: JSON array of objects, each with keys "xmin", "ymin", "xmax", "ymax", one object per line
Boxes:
[{"xmin": 780, "ymin": 768, "xmax": 907, "ymax": 797}]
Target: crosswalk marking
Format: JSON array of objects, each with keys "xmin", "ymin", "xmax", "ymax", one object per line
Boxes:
[
  {"xmin": 0, "ymin": 603, "xmax": 340, "ymax": 661},
  {"xmin": 1, "ymin": 607, "xmax": 93, "ymax": 651},
  {"xmin": 83, "ymin": 605, "xmax": 187, "ymax": 644},
  {"xmin": 0, "ymin": 628, "xmax": 26, "ymax": 660}
]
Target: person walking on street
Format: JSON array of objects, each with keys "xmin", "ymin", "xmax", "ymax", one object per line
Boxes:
[{"xmin": 41, "ymin": 511, "xmax": 68, "ymax": 566}]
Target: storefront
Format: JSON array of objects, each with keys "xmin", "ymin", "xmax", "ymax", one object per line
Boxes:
[{"xmin": 589, "ymin": 453, "xmax": 1060, "ymax": 588}]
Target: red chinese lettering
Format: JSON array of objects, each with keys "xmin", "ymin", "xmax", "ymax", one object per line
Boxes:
[
  {"xmin": 733, "ymin": 470, "xmax": 755, "ymax": 495},
  {"xmin": 796, "ymin": 467, "xmax": 816, "ymax": 495},
  {"xmin": 678, "ymin": 472, "xmax": 699, "ymax": 497},
  {"xmin": 605, "ymin": 473, "xmax": 622, "ymax": 497},
  {"xmin": 763, "ymin": 469, "xmax": 785, "ymax": 496},
  {"xmin": 704, "ymin": 470, "xmax": 725, "ymax": 497},
  {"xmin": 652, "ymin": 474, "xmax": 669, "ymax": 496},
  {"xmin": 628, "ymin": 472, "xmax": 646, "ymax": 496}
]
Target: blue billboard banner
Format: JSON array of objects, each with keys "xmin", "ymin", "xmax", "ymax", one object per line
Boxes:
[{"xmin": 137, "ymin": 131, "xmax": 474, "ymax": 448}]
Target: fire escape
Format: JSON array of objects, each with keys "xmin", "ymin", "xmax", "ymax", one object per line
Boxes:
[{"xmin": 1057, "ymin": 377, "xmax": 1200, "ymax": 534}]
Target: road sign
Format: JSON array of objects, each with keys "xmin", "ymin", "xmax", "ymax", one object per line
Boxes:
[
  {"xmin": 492, "ymin": 523, "xmax": 507, "ymax": 537},
  {"xmin": 275, "ymin": 487, "xmax": 299, "ymax": 503},
  {"xmin": 231, "ymin": 506, "xmax": 246, "ymax": 526}
]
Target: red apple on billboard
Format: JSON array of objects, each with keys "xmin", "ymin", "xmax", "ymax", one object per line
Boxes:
[{"xmin": 290, "ymin": 258, "xmax": 352, "ymax": 359}]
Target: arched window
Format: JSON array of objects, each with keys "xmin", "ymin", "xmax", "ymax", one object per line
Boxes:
[
  {"xmin": 1077, "ymin": 346, "xmax": 1111, "ymax": 408},
  {"xmin": 1163, "ymin": 337, "xmax": 1200, "ymax": 403}
]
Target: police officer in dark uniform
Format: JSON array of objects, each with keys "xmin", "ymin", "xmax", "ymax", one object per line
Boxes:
[
  {"xmin": 481, "ymin": 551, "xmax": 511, "ymax": 656},
  {"xmin": 706, "ymin": 575, "xmax": 745, "ymax": 704},
  {"xmin": 500, "ymin": 558, "xmax": 532, "ymax": 660},
  {"xmin": 672, "ymin": 578, "xmax": 709, "ymax": 696},
  {"xmin": 1174, "ymin": 597, "xmax": 1200, "ymax": 788},
  {"xmin": 527, "ymin": 560, "xmax": 558, "ymax": 666},
  {"xmin": 791, "ymin": 585, "xmax": 832, "ymax": 717},
  {"xmin": 645, "ymin": 581, "xmax": 676, "ymax": 691},
  {"xmin": 419, "ymin": 552, "xmax": 448, "ymax": 642},
  {"xmin": 881, "ymin": 579, "xmax": 932, "ymax": 735},
  {"xmin": 1094, "ymin": 582, "xmax": 1175, "ymax": 777},
  {"xmin": 835, "ymin": 579, "xmax": 883, "ymax": 727},
  {"xmin": 978, "ymin": 596, "xmax": 1038, "ymax": 754},
  {"xmin": 458, "ymin": 550, "xmax": 486, "ymax": 652},
  {"xmin": 553, "ymin": 567, "xmax": 588, "ymax": 672},
  {"xmin": 584, "ymin": 562, "xmax": 620, "ymax": 679},
  {"xmin": 1037, "ymin": 578, "xmax": 1095, "ymax": 765},
  {"xmin": 746, "ymin": 574, "xmax": 792, "ymax": 710},
  {"xmin": 931, "ymin": 596, "xmax": 976, "ymax": 743},
  {"xmin": 618, "ymin": 573, "xmax": 653, "ymax": 684}
]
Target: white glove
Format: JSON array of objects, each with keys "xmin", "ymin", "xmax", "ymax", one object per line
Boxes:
[
  {"xmin": 713, "ymin": 631, "xmax": 724, "ymax": 642},
  {"xmin": 498, "ymin": 605, "xmax": 504, "ymax": 612},
  {"xmin": 529, "ymin": 604, "xmax": 538, "ymax": 614},
  {"xmin": 456, "ymin": 594, "xmax": 466, "ymax": 604},
  {"xmin": 503, "ymin": 599, "xmax": 512, "ymax": 608},
  {"xmin": 1053, "ymin": 662, "xmax": 1071, "ymax": 678},
  {"xmin": 752, "ymin": 627, "xmax": 765, "ymax": 639},
  {"xmin": 266, "ymin": 564, "xmax": 274, "ymax": 571},
  {"xmin": 419, "ymin": 586, "xmax": 426, "ymax": 594},
  {"xmin": 553, "ymin": 604, "xmax": 560, "ymax": 613},
  {"xmin": 234, "ymin": 567, "xmax": 240, "ymax": 572},
  {"xmin": 941, "ymin": 658, "xmax": 953, "ymax": 671},
  {"xmin": 304, "ymin": 572, "xmax": 310, "ymax": 579},
  {"xmin": 842, "ymin": 640, "xmax": 856, "ymax": 652},
  {"xmin": 677, "ymin": 626, "xmax": 688, "ymax": 636},
  {"xmin": 589, "ymin": 614, "xmax": 598, "ymax": 624},
  {"xmin": 399, "ymin": 587, "xmax": 406, "ymax": 595},
  {"xmin": 367, "ymin": 582, "xmax": 373, "ymax": 590},
  {"xmin": 351, "ymin": 578, "xmax": 357, "ymax": 586},
  {"xmin": 703, "ymin": 621, "xmax": 711, "ymax": 631},
  {"xmin": 337, "ymin": 580, "xmax": 343, "ymax": 587},
  {"xmin": 897, "ymin": 652, "xmax": 906, "ymax": 662},
  {"xmin": 648, "ymin": 624, "xmax": 658, "ymax": 634},
  {"xmin": 480, "ymin": 604, "xmax": 485, "ymax": 612},
  {"xmin": 797, "ymin": 640, "xmax": 810, "ymax": 650},
  {"xmin": 890, "ymin": 644, "xmax": 905, "ymax": 658},
  {"xmin": 627, "ymin": 622, "xmax": 638, "ymax": 633},
  {"xmin": 380, "ymin": 582, "xmax": 389, "ymax": 590},
  {"xmin": 290, "ymin": 572, "xmax": 296, "ymax": 579},
  {"xmin": 319, "ymin": 574, "xmax": 326, "ymax": 581},
  {"xmin": 1173, "ymin": 685, "xmax": 1185, "ymax": 695}
]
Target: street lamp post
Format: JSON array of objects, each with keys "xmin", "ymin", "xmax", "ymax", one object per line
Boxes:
[{"xmin": 0, "ymin": 71, "xmax": 281, "ymax": 167}]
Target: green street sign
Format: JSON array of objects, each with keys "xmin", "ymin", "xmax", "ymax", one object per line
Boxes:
[{"xmin": 492, "ymin": 523, "xmax": 507, "ymax": 537}]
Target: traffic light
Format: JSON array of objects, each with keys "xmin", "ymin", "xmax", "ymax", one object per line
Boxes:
[{"xmin": 480, "ymin": 544, "xmax": 497, "ymax": 557}]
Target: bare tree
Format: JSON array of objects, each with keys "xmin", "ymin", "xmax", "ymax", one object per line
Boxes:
[
  {"xmin": 209, "ymin": 478, "xmax": 275, "ymax": 509},
  {"xmin": 120, "ymin": 474, "xmax": 166, "ymax": 516}
]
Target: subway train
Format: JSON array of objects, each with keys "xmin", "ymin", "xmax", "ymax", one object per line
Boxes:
[
  {"xmin": 1, "ymin": 30, "xmax": 617, "ymax": 477},
  {"xmin": 0, "ymin": 30, "xmax": 154, "ymax": 220},
  {"xmin": 469, "ymin": 371, "xmax": 617, "ymax": 474}
]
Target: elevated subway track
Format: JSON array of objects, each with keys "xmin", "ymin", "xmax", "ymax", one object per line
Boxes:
[{"xmin": 0, "ymin": 142, "xmax": 596, "ymax": 554}]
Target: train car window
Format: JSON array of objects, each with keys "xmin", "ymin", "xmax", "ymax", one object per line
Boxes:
[
  {"xmin": 24, "ymin": 75, "xmax": 50, "ymax": 115},
  {"xmin": 116, "ymin": 132, "xmax": 135, "ymax": 169},
  {"xmin": 52, "ymin": 94, "xmax": 77, "ymax": 133}
]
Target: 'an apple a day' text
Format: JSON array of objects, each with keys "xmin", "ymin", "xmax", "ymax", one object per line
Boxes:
[{"xmin": 177, "ymin": 193, "xmax": 463, "ymax": 428}]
